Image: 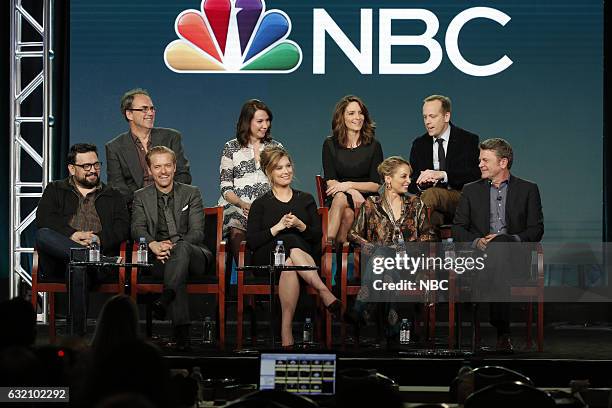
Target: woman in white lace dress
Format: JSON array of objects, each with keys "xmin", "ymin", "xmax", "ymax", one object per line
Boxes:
[{"xmin": 218, "ymin": 99, "xmax": 283, "ymax": 267}]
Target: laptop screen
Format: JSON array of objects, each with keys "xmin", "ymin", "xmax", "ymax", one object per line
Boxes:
[{"xmin": 259, "ymin": 353, "xmax": 336, "ymax": 395}]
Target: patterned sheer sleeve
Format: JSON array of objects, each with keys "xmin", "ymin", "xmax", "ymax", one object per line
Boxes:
[
  {"xmin": 416, "ymin": 200, "xmax": 438, "ymax": 242},
  {"xmin": 219, "ymin": 141, "xmax": 235, "ymax": 198}
]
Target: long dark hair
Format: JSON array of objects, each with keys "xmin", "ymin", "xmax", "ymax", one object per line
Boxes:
[
  {"xmin": 331, "ymin": 95, "xmax": 376, "ymax": 147},
  {"xmin": 235, "ymin": 99, "xmax": 273, "ymax": 147}
]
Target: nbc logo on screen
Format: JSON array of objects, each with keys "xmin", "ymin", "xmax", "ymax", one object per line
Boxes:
[
  {"xmin": 165, "ymin": 0, "xmax": 513, "ymax": 76},
  {"xmin": 164, "ymin": 0, "xmax": 302, "ymax": 73}
]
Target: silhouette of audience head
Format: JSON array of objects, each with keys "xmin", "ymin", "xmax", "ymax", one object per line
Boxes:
[
  {"xmin": 91, "ymin": 294, "xmax": 140, "ymax": 356},
  {"xmin": 0, "ymin": 297, "xmax": 37, "ymax": 350},
  {"xmin": 94, "ymin": 393, "xmax": 157, "ymax": 408},
  {"xmin": 336, "ymin": 368, "xmax": 403, "ymax": 408},
  {"xmin": 81, "ymin": 340, "xmax": 170, "ymax": 407}
]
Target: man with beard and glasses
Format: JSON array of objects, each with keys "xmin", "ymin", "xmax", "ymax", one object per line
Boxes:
[{"xmin": 36, "ymin": 143, "xmax": 129, "ymax": 335}]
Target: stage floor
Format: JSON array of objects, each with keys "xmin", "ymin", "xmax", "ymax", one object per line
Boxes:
[{"xmin": 38, "ymin": 319, "xmax": 612, "ymax": 390}]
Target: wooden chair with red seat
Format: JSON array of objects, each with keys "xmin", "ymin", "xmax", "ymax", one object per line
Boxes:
[
  {"xmin": 236, "ymin": 207, "xmax": 333, "ymax": 349},
  {"xmin": 130, "ymin": 206, "xmax": 226, "ymax": 348},
  {"xmin": 31, "ymin": 242, "xmax": 128, "ymax": 343},
  {"xmin": 448, "ymin": 243, "xmax": 544, "ymax": 351}
]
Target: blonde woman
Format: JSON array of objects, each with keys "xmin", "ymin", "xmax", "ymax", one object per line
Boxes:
[
  {"xmin": 347, "ymin": 156, "xmax": 437, "ymax": 342},
  {"xmin": 247, "ymin": 146, "xmax": 340, "ymax": 348}
]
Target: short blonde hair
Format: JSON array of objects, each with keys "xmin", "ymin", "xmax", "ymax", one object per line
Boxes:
[
  {"xmin": 260, "ymin": 146, "xmax": 292, "ymax": 179},
  {"xmin": 377, "ymin": 156, "xmax": 412, "ymax": 179},
  {"xmin": 145, "ymin": 145, "xmax": 176, "ymax": 167}
]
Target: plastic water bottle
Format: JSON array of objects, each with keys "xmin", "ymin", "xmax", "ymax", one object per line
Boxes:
[
  {"xmin": 202, "ymin": 316, "xmax": 214, "ymax": 344},
  {"xmin": 137, "ymin": 237, "xmax": 148, "ymax": 264},
  {"xmin": 444, "ymin": 238, "xmax": 457, "ymax": 273},
  {"xmin": 274, "ymin": 240, "xmax": 285, "ymax": 266},
  {"xmin": 303, "ymin": 317, "xmax": 313, "ymax": 345},
  {"xmin": 444, "ymin": 238, "xmax": 455, "ymax": 259},
  {"xmin": 89, "ymin": 236, "xmax": 100, "ymax": 262},
  {"xmin": 190, "ymin": 366, "xmax": 204, "ymax": 402},
  {"xmin": 400, "ymin": 318, "xmax": 411, "ymax": 344}
]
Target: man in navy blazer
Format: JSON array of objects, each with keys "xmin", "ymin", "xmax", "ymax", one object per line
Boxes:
[
  {"xmin": 453, "ymin": 138, "xmax": 544, "ymax": 352},
  {"xmin": 409, "ymin": 95, "xmax": 480, "ymax": 225},
  {"xmin": 106, "ymin": 88, "xmax": 191, "ymax": 205}
]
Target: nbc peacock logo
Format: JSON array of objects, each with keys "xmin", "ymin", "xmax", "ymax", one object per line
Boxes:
[{"xmin": 164, "ymin": 0, "xmax": 302, "ymax": 74}]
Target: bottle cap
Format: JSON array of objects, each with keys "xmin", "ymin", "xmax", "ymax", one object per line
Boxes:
[
  {"xmin": 204, "ymin": 316, "xmax": 211, "ymax": 321},
  {"xmin": 402, "ymin": 318, "xmax": 408, "ymax": 322},
  {"xmin": 277, "ymin": 240, "xmax": 283, "ymax": 244},
  {"xmin": 305, "ymin": 317, "xmax": 311, "ymax": 323},
  {"xmin": 91, "ymin": 236, "xmax": 98, "ymax": 242},
  {"xmin": 139, "ymin": 237, "xmax": 146, "ymax": 242}
]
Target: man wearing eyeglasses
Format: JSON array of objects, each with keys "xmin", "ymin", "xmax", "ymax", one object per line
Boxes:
[
  {"xmin": 35, "ymin": 143, "xmax": 130, "ymax": 335},
  {"xmin": 106, "ymin": 88, "xmax": 192, "ymax": 205}
]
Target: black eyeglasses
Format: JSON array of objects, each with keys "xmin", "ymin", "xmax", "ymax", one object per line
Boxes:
[
  {"xmin": 128, "ymin": 106, "xmax": 156, "ymax": 113},
  {"xmin": 72, "ymin": 162, "xmax": 102, "ymax": 171}
]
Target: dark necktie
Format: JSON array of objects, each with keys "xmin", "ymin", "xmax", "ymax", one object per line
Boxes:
[
  {"xmin": 162, "ymin": 195, "xmax": 179, "ymax": 243},
  {"xmin": 436, "ymin": 138, "xmax": 446, "ymax": 171}
]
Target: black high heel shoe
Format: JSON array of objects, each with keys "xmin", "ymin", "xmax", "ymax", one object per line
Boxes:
[{"xmin": 326, "ymin": 299, "xmax": 342, "ymax": 318}]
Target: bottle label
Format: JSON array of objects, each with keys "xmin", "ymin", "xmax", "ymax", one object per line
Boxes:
[
  {"xmin": 303, "ymin": 330, "xmax": 312, "ymax": 343},
  {"xmin": 89, "ymin": 249, "xmax": 100, "ymax": 262},
  {"xmin": 274, "ymin": 253, "xmax": 285, "ymax": 266},
  {"xmin": 137, "ymin": 250, "xmax": 148, "ymax": 264}
]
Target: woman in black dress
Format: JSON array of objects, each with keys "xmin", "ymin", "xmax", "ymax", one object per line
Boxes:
[
  {"xmin": 247, "ymin": 146, "xmax": 340, "ymax": 347},
  {"xmin": 322, "ymin": 95, "xmax": 383, "ymax": 245}
]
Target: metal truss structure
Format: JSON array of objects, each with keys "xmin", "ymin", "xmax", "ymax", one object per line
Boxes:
[{"xmin": 9, "ymin": 0, "xmax": 53, "ymax": 317}]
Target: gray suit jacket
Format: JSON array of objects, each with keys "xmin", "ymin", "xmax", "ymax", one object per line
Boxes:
[
  {"xmin": 131, "ymin": 182, "xmax": 212, "ymax": 262},
  {"xmin": 106, "ymin": 127, "xmax": 192, "ymax": 203}
]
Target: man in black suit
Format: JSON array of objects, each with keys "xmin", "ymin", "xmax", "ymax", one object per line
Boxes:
[
  {"xmin": 409, "ymin": 95, "xmax": 480, "ymax": 225},
  {"xmin": 453, "ymin": 138, "xmax": 544, "ymax": 351},
  {"xmin": 131, "ymin": 146, "xmax": 212, "ymax": 350},
  {"xmin": 106, "ymin": 88, "xmax": 191, "ymax": 205}
]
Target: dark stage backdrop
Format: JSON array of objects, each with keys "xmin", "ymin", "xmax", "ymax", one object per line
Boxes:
[{"xmin": 69, "ymin": 0, "xmax": 604, "ymax": 242}]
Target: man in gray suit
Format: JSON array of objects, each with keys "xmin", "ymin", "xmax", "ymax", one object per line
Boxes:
[
  {"xmin": 131, "ymin": 146, "xmax": 211, "ymax": 350},
  {"xmin": 106, "ymin": 88, "xmax": 191, "ymax": 205}
]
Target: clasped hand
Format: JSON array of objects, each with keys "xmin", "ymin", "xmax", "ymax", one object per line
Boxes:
[
  {"xmin": 149, "ymin": 240, "xmax": 174, "ymax": 263},
  {"xmin": 70, "ymin": 231, "xmax": 98, "ymax": 246},
  {"xmin": 325, "ymin": 181, "xmax": 351, "ymax": 196},
  {"xmin": 275, "ymin": 213, "xmax": 305, "ymax": 232}
]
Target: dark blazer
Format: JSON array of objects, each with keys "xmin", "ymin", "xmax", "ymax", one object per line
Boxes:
[
  {"xmin": 408, "ymin": 124, "xmax": 480, "ymax": 194},
  {"xmin": 106, "ymin": 127, "xmax": 192, "ymax": 203},
  {"xmin": 452, "ymin": 175, "xmax": 544, "ymax": 243},
  {"xmin": 35, "ymin": 178, "xmax": 129, "ymax": 254},
  {"xmin": 131, "ymin": 182, "xmax": 212, "ymax": 261}
]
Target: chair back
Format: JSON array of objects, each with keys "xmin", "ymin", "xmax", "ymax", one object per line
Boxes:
[
  {"xmin": 315, "ymin": 175, "xmax": 326, "ymax": 208},
  {"xmin": 464, "ymin": 381, "xmax": 556, "ymax": 408},
  {"xmin": 204, "ymin": 207, "xmax": 223, "ymax": 257}
]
